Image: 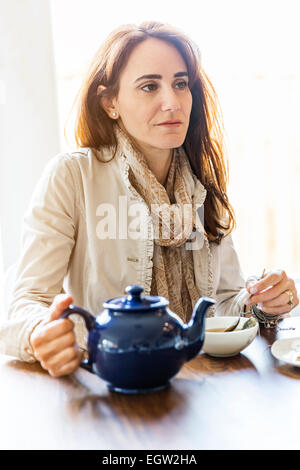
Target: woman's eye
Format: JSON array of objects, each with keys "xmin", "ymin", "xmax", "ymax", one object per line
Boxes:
[
  {"xmin": 175, "ymin": 80, "xmax": 188, "ymax": 89},
  {"xmin": 140, "ymin": 80, "xmax": 188, "ymax": 92},
  {"xmin": 141, "ymin": 83, "xmax": 157, "ymax": 92}
]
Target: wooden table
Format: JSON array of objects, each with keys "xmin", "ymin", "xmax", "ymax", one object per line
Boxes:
[{"xmin": 1, "ymin": 316, "xmax": 300, "ymax": 451}]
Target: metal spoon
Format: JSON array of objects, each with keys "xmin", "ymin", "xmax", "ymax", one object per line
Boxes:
[
  {"xmin": 224, "ymin": 316, "xmax": 241, "ymax": 332},
  {"xmin": 242, "ymin": 317, "xmax": 257, "ymax": 329},
  {"xmin": 224, "ymin": 268, "xmax": 266, "ymax": 333}
]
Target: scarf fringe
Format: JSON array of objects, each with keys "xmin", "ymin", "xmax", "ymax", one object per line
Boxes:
[
  {"xmin": 118, "ymin": 149, "xmax": 154, "ymax": 295},
  {"xmin": 115, "ymin": 125, "xmax": 214, "ymax": 317}
]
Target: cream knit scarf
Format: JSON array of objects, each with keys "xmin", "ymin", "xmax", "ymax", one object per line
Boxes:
[{"xmin": 115, "ymin": 124, "xmax": 207, "ymax": 322}]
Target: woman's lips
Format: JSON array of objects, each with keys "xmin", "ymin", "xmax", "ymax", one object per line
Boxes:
[{"xmin": 157, "ymin": 121, "xmax": 182, "ymax": 127}]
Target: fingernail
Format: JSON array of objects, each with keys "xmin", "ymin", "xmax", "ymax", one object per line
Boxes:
[
  {"xmin": 250, "ymin": 287, "xmax": 258, "ymax": 294},
  {"xmin": 258, "ymin": 303, "xmax": 263, "ymax": 309}
]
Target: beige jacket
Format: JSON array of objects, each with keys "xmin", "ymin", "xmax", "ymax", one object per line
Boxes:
[{"xmin": 0, "ymin": 142, "xmax": 249, "ymax": 362}]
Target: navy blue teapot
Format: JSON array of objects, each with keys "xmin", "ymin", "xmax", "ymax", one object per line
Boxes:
[{"xmin": 60, "ymin": 285, "xmax": 215, "ymax": 394}]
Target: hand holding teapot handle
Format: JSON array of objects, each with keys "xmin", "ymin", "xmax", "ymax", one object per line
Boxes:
[{"xmin": 30, "ymin": 294, "xmax": 83, "ymax": 377}]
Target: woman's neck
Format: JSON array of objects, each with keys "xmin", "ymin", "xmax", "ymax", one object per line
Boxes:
[
  {"xmin": 129, "ymin": 140, "xmax": 173, "ymax": 186},
  {"xmin": 117, "ymin": 123, "xmax": 173, "ymax": 186},
  {"xmin": 143, "ymin": 149, "xmax": 173, "ymax": 186}
]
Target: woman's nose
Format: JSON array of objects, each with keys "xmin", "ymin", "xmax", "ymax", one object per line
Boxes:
[
  {"xmin": 160, "ymin": 88, "xmax": 181, "ymax": 112},
  {"xmin": 161, "ymin": 103, "xmax": 180, "ymax": 112}
]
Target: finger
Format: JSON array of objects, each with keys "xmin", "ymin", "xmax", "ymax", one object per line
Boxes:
[
  {"xmin": 49, "ymin": 294, "xmax": 74, "ymax": 322},
  {"xmin": 245, "ymin": 276, "xmax": 260, "ymax": 292},
  {"xmin": 41, "ymin": 346, "xmax": 78, "ymax": 372},
  {"xmin": 261, "ymin": 289, "xmax": 296, "ymax": 308},
  {"xmin": 245, "ymin": 269, "xmax": 270, "ymax": 291},
  {"xmin": 33, "ymin": 318, "xmax": 74, "ymax": 347},
  {"xmin": 34, "ymin": 331, "xmax": 75, "ymax": 362},
  {"xmin": 257, "ymin": 304, "xmax": 292, "ymax": 315},
  {"xmin": 247, "ymin": 278, "xmax": 292, "ymax": 306},
  {"xmin": 248, "ymin": 269, "xmax": 287, "ymax": 295},
  {"xmin": 48, "ymin": 351, "xmax": 83, "ymax": 377},
  {"xmin": 261, "ymin": 289, "xmax": 299, "ymax": 310}
]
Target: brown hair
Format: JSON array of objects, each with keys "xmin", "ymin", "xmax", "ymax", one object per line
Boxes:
[{"xmin": 72, "ymin": 21, "xmax": 236, "ymax": 242}]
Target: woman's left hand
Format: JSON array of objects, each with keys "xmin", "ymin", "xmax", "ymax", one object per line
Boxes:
[{"xmin": 245, "ymin": 269, "xmax": 299, "ymax": 315}]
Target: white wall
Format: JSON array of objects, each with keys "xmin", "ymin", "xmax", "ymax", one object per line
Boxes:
[
  {"xmin": 50, "ymin": 0, "xmax": 300, "ymax": 279},
  {"xmin": 0, "ymin": 222, "xmax": 3, "ymax": 320},
  {"xmin": 0, "ymin": 0, "xmax": 60, "ymax": 271}
]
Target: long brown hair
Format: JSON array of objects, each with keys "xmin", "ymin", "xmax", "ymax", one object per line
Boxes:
[{"xmin": 73, "ymin": 21, "xmax": 236, "ymax": 243}]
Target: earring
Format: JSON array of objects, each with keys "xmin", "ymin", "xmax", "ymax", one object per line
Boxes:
[{"xmin": 111, "ymin": 112, "xmax": 117, "ymax": 118}]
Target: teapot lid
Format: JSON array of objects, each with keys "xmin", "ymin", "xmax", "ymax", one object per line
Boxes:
[{"xmin": 103, "ymin": 285, "xmax": 169, "ymax": 312}]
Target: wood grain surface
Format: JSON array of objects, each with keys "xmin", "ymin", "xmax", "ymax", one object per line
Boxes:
[{"xmin": 1, "ymin": 317, "xmax": 300, "ymax": 450}]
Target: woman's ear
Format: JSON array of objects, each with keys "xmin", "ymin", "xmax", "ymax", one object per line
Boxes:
[{"xmin": 97, "ymin": 85, "xmax": 119, "ymax": 119}]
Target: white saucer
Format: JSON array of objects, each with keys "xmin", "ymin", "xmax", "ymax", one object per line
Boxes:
[{"xmin": 271, "ymin": 337, "xmax": 300, "ymax": 367}]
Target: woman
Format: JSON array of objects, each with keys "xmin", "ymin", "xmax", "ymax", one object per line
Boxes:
[{"xmin": 1, "ymin": 21, "xmax": 298, "ymax": 377}]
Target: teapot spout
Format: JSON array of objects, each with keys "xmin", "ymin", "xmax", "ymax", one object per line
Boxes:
[{"xmin": 182, "ymin": 297, "xmax": 216, "ymax": 361}]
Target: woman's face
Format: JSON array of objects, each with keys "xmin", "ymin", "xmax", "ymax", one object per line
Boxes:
[{"xmin": 111, "ymin": 38, "xmax": 193, "ymax": 154}]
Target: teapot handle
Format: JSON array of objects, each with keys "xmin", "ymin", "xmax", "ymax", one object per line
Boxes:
[{"xmin": 60, "ymin": 305, "xmax": 96, "ymax": 374}]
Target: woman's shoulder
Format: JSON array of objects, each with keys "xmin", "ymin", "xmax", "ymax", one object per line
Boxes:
[
  {"xmin": 51, "ymin": 145, "xmax": 116, "ymax": 164},
  {"xmin": 44, "ymin": 145, "xmax": 119, "ymax": 178}
]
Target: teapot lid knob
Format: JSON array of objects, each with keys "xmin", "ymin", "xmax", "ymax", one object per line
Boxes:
[
  {"xmin": 103, "ymin": 284, "xmax": 169, "ymax": 312},
  {"xmin": 125, "ymin": 285, "xmax": 144, "ymax": 298}
]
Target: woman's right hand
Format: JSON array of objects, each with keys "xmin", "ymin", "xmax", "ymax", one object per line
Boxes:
[{"xmin": 30, "ymin": 294, "xmax": 83, "ymax": 377}]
